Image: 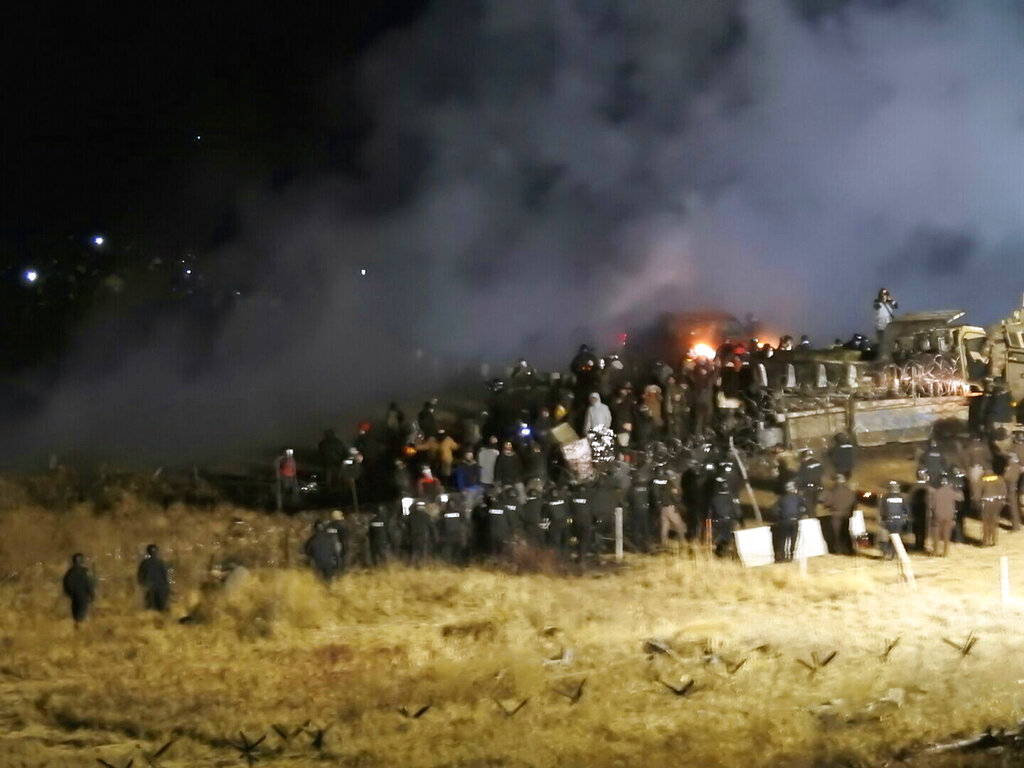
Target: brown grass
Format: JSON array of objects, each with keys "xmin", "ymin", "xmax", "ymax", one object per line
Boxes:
[{"xmin": 2, "ymin": 464, "xmax": 1024, "ymax": 767}]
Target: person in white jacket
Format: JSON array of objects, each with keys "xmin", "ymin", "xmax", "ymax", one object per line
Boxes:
[
  {"xmin": 874, "ymin": 287, "xmax": 898, "ymax": 341},
  {"xmin": 583, "ymin": 392, "xmax": 613, "ymax": 434}
]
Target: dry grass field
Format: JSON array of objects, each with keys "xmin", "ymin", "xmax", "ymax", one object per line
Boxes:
[{"xmin": 2, "ymin": 450, "xmax": 1024, "ymax": 767}]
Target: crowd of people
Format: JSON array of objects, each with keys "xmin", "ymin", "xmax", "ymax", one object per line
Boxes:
[
  {"xmin": 59, "ymin": 288, "xmax": 1024, "ymax": 618},
  {"xmin": 268, "ymin": 313, "xmax": 1024, "ymax": 581}
]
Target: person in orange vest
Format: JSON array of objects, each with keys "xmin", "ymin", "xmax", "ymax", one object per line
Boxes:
[{"xmin": 276, "ymin": 448, "xmax": 299, "ymax": 511}]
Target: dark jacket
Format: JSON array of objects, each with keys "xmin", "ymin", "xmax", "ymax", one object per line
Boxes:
[
  {"xmin": 494, "ymin": 452, "xmax": 523, "ymax": 486},
  {"xmin": 774, "ymin": 493, "xmax": 805, "ymax": 522},
  {"xmin": 137, "ymin": 556, "xmax": 169, "ymax": 590},
  {"xmin": 62, "ymin": 565, "xmax": 94, "ymax": 601}
]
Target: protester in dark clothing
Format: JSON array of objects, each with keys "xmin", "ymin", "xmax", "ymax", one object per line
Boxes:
[
  {"xmin": 418, "ymin": 400, "xmax": 439, "ymax": 438},
  {"xmin": 611, "ymin": 388, "xmax": 636, "ymax": 437},
  {"xmin": 523, "ymin": 441, "xmax": 547, "ymax": 486},
  {"xmin": 393, "ymin": 459, "xmax": 414, "ymax": 498},
  {"xmin": 137, "ymin": 544, "xmax": 170, "ymax": 611},
  {"xmin": 773, "ymin": 482, "xmax": 805, "ymax": 562},
  {"xmin": 687, "ymin": 361, "xmax": 716, "ymax": 437},
  {"xmin": 62, "ymin": 553, "xmax": 94, "ymax": 623},
  {"xmin": 663, "ymin": 376, "xmax": 687, "ymax": 440},
  {"xmin": 386, "ymin": 402, "xmax": 406, "ymax": 443},
  {"xmin": 821, "ymin": 476, "xmax": 857, "ymax": 555},
  {"xmin": 494, "ymin": 441, "xmax": 524, "ymax": 492},
  {"xmin": 533, "ymin": 407, "xmax": 554, "ymax": 449},
  {"xmin": 318, "ymin": 429, "xmax": 347, "ymax": 491},
  {"xmin": 304, "ymin": 521, "xmax": 341, "ymax": 582}
]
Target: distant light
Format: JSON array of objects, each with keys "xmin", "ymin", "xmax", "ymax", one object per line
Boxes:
[
  {"xmin": 24, "ymin": 269, "xmax": 38, "ymax": 283},
  {"xmin": 185, "ymin": 269, "xmax": 192, "ymax": 276},
  {"xmin": 195, "ymin": 135, "xmax": 201, "ymax": 141},
  {"xmin": 360, "ymin": 268, "xmax": 367, "ymax": 276},
  {"xmin": 93, "ymin": 235, "xmax": 104, "ymax": 246}
]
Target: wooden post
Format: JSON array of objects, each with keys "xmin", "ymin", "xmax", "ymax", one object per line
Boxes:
[
  {"xmin": 614, "ymin": 508, "xmax": 623, "ymax": 562},
  {"xmin": 349, "ymin": 478, "xmax": 360, "ymax": 515}
]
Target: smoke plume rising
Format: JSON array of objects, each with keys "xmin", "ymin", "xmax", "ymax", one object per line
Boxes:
[{"xmin": 11, "ymin": 0, "xmax": 1024, "ymax": 466}]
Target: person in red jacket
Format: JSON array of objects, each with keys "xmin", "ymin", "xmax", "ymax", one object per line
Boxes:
[{"xmin": 276, "ymin": 448, "xmax": 299, "ymax": 511}]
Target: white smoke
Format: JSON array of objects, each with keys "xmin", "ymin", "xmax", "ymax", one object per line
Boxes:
[{"xmin": 12, "ymin": 0, "xmax": 1024, "ymax": 465}]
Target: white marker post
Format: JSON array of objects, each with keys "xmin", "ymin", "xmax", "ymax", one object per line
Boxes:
[
  {"xmin": 890, "ymin": 534, "xmax": 916, "ymax": 591},
  {"xmin": 614, "ymin": 508, "xmax": 624, "ymax": 562},
  {"xmin": 1001, "ymin": 556, "xmax": 1010, "ymax": 607}
]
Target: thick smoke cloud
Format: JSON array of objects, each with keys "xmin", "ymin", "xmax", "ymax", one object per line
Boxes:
[{"xmin": 12, "ymin": 0, "xmax": 1024, "ymax": 466}]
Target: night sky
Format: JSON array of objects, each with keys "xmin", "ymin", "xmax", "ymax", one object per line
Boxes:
[
  {"xmin": 1, "ymin": 2, "xmax": 427, "ymax": 370},
  {"xmin": 4, "ymin": 0, "xmax": 1024, "ymax": 465}
]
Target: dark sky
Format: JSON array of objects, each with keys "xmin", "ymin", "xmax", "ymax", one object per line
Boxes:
[
  {"xmin": 5, "ymin": 0, "xmax": 1024, "ymax": 465},
  {"xmin": 0, "ymin": 3, "xmax": 426, "ymax": 241}
]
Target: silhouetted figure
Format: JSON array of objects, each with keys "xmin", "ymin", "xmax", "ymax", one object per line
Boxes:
[
  {"xmin": 62, "ymin": 553, "xmax": 94, "ymax": 624},
  {"xmin": 137, "ymin": 544, "xmax": 170, "ymax": 611},
  {"xmin": 304, "ymin": 521, "xmax": 341, "ymax": 582}
]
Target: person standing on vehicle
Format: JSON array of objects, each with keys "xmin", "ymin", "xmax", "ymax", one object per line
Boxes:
[
  {"xmin": 478, "ymin": 436, "xmax": 500, "ymax": 491},
  {"xmin": 583, "ymin": 392, "xmax": 613, "ymax": 434},
  {"xmin": 874, "ymin": 288, "xmax": 898, "ymax": 341}
]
